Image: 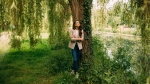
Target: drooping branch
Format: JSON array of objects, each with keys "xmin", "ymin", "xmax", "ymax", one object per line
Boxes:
[{"xmin": 47, "ymin": 0, "xmax": 70, "ymax": 49}]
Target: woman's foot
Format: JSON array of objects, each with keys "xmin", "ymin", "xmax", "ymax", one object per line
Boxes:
[
  {"xmin": 71, "ymin": 70, "xmax": 74, "ymax": 75},
  {"xmin": 75, "ymin": 72, "xmax": 79, "ymax": 78}
]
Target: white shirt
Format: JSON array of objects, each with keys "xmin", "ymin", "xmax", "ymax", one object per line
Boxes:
[{"xmin": 73, "ymin": 30, "xmax": 79, "ymax": 38}]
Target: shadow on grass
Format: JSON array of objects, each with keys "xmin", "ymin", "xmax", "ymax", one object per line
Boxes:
[
  {"xmin": 0, "ymin": 37, "xmax": 73, "ymax": 84},
  {"xmin": 0, "ymin": 47, "xmax": 52, "ymax": 84}
]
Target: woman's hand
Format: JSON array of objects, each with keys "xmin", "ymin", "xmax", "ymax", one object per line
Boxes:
[
  {"xmin": 71, "ymin": 38, "xmax": 84, "ymax": 41},
  {"xmin": 71, "ymin": 38, "xmax": 76, "ymax": 41},
  {"xmin": 79, "ymin": 38, "xmax": 84, "ymax": 41},
  {"xmin": 70, "ymin": 35, "xmax": 76, "ymax": 41},
  {"xmin": 70, "ymin": 35, "xmax": 74, "ymax": 38},
  {"xmin": 80, "ymin": 38, "xmax": 84, "ymax": 41}
]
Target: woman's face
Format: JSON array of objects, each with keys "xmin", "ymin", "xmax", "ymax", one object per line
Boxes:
[{"xmin": 75, "ymin": 21, "xmax": 80, "ymax": 27}]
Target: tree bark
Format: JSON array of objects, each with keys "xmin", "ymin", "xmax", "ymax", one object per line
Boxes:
[{"xmin": 68, "ymin": 0, "xmax": 84, "ymax": 22}]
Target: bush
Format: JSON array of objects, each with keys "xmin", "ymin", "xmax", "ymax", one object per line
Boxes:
[
  {"xmin": 50, "ymin": 36, "xmax": 138, "ymax": 83},
  {"xmin": 0, "ymin": 71, "xmax": 5, "ymax": 84},
  {"xmin": 52, "ymin": 71, "xmax": 82, "ymax": 84},
  {"xmin": 10, "ymin": 37, "xmax": 22, "ymax": 50},
  {"xmin": 47, "ymin": 49, "xmax": 73, "ymax": 75},
  {"xmin": 78, "ymin": 36, "xmax": 137, "ymax": 84}
]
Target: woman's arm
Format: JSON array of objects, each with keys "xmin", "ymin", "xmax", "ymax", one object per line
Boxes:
[
  {"xmin": 70, "ymin": 29, "xmax": 74, "ymax": 38},
  {"xmin": 71, "ymin": 30, "xmax": 84, "ymax": 41},
  {"xmin": 71, "ymin": 37, "xmax": 84, "ymax": 41},
  {"xmin": 69, "ymin": 29, "xmax": 76, "ymax": 41}
]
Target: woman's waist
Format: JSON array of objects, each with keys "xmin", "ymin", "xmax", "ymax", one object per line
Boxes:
[{"xmin": 71, "ymin": 40, "xmax": 82, "ymax": 43}]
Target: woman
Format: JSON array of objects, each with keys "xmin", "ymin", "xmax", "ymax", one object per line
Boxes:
[{"xmin": 68, "ymin": 20, "xmax": 84, "ymax": 78}]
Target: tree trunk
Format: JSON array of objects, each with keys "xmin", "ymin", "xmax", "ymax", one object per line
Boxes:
[
  {"xmin": 68, "ymin": 0, "xmax": 93, "ymax": 67},
  {"xmin": 68, "ymin": 0, "xmax": 84, "ymax": 22}
]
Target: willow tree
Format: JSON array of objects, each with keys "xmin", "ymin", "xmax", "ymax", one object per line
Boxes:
[
  {"xmin": 0, "ymin": 0, "xmax": 4, "ymax": 31},
  {"xmin": 0, "ymin": 0, "xmax": 10, "ymax": 32},
  {"xmin": 98, "ymin": 0, "xmax": 108, "ymax": 29},
  {"xmin": 47, "ymin": 0, "xmax": 70, "ymax": 49},
  {"xmin": 2, "ymin": 0, "xmax": 93, "ymax": 69},
  {"xmin": 47, "ymin": 0, "xmax": 93, "ymax": 66},
  {"xmin": 25, "ymin": 0, "xmax": 43, "ymax": 48},
  {"xmin": 108, "ymin": 0, "xmax": 150, "ymax": 83},
  {"xmin": 8, "ymin": 0, "xmax": 43, "ymax": 49},
  {"xmin": 129, "ymin": 0, "xmax": 150, "ymax": 83}
]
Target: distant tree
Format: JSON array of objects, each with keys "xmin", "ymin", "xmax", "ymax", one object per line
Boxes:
[{"xmin": 130, "ymin": 0, "xmax": 150, "ymax": 83}]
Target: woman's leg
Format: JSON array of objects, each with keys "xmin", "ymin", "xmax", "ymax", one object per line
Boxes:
[
  {"xmin": 72, "ymin": 43, "xmax": 80, "ymax": 73},
  {"xmin": 77, "ymin": 49, "xmax": 82, "ymax": 61},
  {"xmin": 72, "ymin": 49, "xmax": 78, "ymax": 73}
]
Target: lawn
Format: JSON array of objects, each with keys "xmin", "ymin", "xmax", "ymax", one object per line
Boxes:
[{"xmin": 0, "ymin": 39, "xmax": 72, "ymax": 84}]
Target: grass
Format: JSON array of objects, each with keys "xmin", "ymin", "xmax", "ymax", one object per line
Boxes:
[
  {"xmin": 98, "ymin": 25, "xmax": 141, "ymax": 36},
  {"xmin": 0, "ymin": 39, "xmax": 72, "ymax": 84},
  {"xmin": 0, "ymin": 40, "xmax": 72, "ymax": 84}
]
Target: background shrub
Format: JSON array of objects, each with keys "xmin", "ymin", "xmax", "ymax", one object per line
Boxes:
[{"xmin": 47, "ymin": 49, "xmax": 73, "ymax": 75}]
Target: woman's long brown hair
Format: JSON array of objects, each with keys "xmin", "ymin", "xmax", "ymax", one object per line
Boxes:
[{"xmin": 73, "ymin": 20, "xmax": 82, "ymax": 37}]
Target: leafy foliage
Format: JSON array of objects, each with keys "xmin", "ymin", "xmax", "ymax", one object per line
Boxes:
[
  {"xmin": 52, "ymin": 71, "xmax": 82, "ymax": 84},
  {"xmin": 10, "ymin": 36, "xmax": 22, "ymax": 50},
  {"xmin": 129, "ymin": 0, "xmax": 150, "ymax": 81},
  {"xmin": 47, "ymin": 49, "xmax": 72, "ymax": 75},
  {"xmin": 47, "ymin": 0, "xmax": 70, "ymax": 49},
  {"xmin": 77, "ymin": 37, "xmax": 137, "ymax": 84},
  {"xmin": 82, "ymin": 0, "xmax": 93, "ymax": 65},
  {"xmin": 26, "ymin": 0, "xmax": 43, "ymax": 48}
]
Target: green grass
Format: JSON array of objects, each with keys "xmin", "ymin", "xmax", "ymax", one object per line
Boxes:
[
  {"xmin": 0, "ymin": 39, "xmax": 72, "ymax": 84},
  {"xmin": 0, "ymin": 36, "xmax": 83, "ymax": 84}
]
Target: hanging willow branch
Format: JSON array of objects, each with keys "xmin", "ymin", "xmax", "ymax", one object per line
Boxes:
[
  {"xmin": 47, "ymin": 0, "xmax": 70, "ymax": 49},
  {"xmin": 0, "ymin": 0, "xmax": 5, "ymax": 32},
  {"xmin": 26, "ymin": 0, "xmax": 43, "ymax": 48},
  {"xmin": 16, "ymin": 0, "xmax": 25, "ymax": 35},
  {"xmin": 129, "ymin": 0, "xmax": 150, "ymax": 82}
]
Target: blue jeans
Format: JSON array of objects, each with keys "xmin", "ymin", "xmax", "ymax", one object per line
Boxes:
[{"xmin": 72, "ymin": 43, "xmax": 82, "ymax": 72}]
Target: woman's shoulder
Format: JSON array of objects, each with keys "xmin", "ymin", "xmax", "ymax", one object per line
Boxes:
[
  {"xmin": 70, "ymin": 28, "xmax": 77, "ymax": 32},
  {"xmin": 69, "ymin": 28, "xmax": 74, "ymax": 31}
]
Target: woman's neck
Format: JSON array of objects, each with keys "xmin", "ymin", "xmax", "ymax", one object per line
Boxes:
[{"xmin": 75, "ymin": 27, "xmax": 79, "ymax": 30}]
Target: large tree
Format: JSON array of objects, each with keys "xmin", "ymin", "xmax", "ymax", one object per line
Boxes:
[
  {"xmin": 1, "ymin": 0, "xmax": 93, "ymax": 63},
  {"xmin": 69, "ymin": 0, "xmax": 93, "ymax": 67},
  {"xmin": 68, "ymin": 0, "xmax": 84, "ymax": 22},
  {"xmin": 133, "ymin": 0, "xmax": 150, "ymax": 81}
]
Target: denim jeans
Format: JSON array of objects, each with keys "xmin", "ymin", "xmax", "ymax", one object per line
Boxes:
[{"xmin": 72, "ymin": 43, "xmax": 82, "ymax": 72}]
